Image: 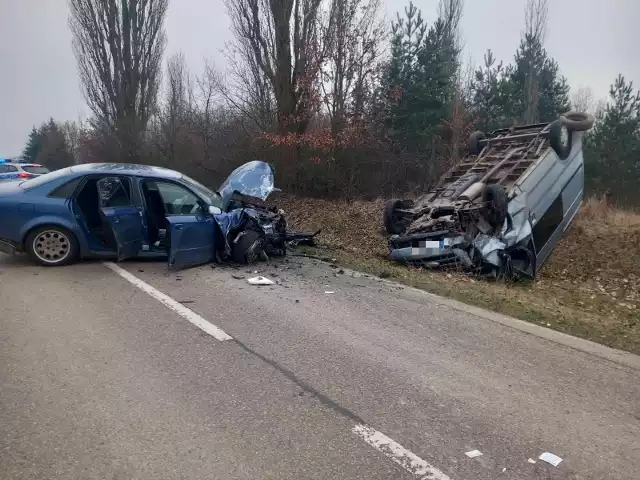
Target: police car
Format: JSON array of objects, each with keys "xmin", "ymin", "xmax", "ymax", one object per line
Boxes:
[{"xmin": 0, "ymin": 158, "xmax": 50, "ymax": 182}]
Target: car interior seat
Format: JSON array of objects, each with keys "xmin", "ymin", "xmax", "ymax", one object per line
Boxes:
[{"xmin": 142, "ymin": 183, "xmax": 168, "ymax": 245}]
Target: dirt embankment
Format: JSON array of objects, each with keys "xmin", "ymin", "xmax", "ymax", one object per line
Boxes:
[{"xmin": 274, "ymin": 194, "xmax": 640, "ymax": 354}]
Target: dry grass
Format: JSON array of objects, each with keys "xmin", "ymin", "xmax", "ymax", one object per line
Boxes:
[{"xmin": 273, "ymin": 193, "xmax": 640, "ymax": 355}]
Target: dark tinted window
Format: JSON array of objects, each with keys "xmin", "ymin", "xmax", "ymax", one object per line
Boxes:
[
  {"xmin": 48, "ymin": 177, "xmax": 83, "ymax": 198},
  {"xmin": 22, "ymin": 165, "xmax": 50, "ymax": 174},
  {"xmin": 0, "ymin": 165, "xmax": 8, "ymax": 173},
  {"xmin": 532, "ymin": 194, "xmax": 564, "ymax": 250}
]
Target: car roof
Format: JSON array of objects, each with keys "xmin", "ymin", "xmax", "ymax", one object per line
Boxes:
[{"xmin": 69, "ymin": 163, "xmax": 183, "ymax": 180}]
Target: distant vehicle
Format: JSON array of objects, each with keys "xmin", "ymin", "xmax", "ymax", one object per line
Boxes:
[
  {"xmin": 0, "ymin": 161, "xmax": 313, "ymax": 268},
  {"xmin": 383, "ymin": 111, "xmax": 595, "ymax": 279},
  {"xmin": 0, "ymin": 158, "xmax": 50, "ymax": 182}
]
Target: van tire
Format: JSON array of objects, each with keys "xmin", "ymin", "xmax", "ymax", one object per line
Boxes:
[
  {"xmin": 560, "ymin": 111, "xmax": 595, "ymax": 132},
  {"xmin": 483, "ymin": 184, "xmax": 508, "ymax": 233},
  {"xmin": 549, "ymin": 118, "xmax": 572, "ymax": 160},
  {"xmin": 25, "ymin": 225, "xmax": 79, "ymax": 266},
  {"xmin": 384, "ymin": 199, "xmax": 408, "ymax": 235},
  {"xmin": 468, "ymin": 131, "xmax": 487, "ymax": 155},
  {"xmin": 231, "ymin": 230, "xmax": 265, "ymax": 264}
]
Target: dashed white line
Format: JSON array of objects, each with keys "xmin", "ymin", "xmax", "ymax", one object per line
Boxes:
[
  {"xmin": 103, "ymin": 262, "xmax": 233, "ymax": 341},
  {"xmin": 352, "ymin": 424, "xmax": 452, "ymax": 480}
]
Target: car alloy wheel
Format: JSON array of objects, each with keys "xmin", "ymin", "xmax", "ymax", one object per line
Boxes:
[{"xmin": 32, "ymin": 230, "xmax": 72, "ymax": 264}]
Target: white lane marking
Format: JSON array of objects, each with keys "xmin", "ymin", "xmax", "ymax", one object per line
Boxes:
[
  {"xmin": 104, "ymin": 262, "xmax": 233, "ymax": 341},
  {"xmin": 352, "ymin": 424, "xmax": 452, "ymax": 479}
]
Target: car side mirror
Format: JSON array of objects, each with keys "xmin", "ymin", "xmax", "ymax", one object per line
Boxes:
[{"xmin": 208, "ymin": 205, "xmax": 222, "ymax": 215}]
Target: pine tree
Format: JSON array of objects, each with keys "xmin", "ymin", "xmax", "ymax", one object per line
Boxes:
[
  {"xmin": 584, "ymin": 75, "xmax": 640, "ymax": 206},
  {"xmin": 505, "ymin": 34, "xmax": 570, "ymax": 123},
  {"xmin": 22, "ymin": 126, "xmax": 46, "ymax": 161},
  {"xmin": 381, "ymin": 2, "xmax": 459, "ymax": 148},
  {"xmin": 469, "ymin": 50, "xmax": 512, "ymax": 132}
]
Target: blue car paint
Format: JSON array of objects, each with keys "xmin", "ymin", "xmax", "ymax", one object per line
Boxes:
[{"xmin": 0, "ymin": 161, "xmax": 274, "ymax": 269}]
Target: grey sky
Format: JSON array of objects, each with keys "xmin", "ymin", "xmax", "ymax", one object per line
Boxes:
[{"xmin": 1, "ymin": 0, "xmax": 638, "ymax": 156}]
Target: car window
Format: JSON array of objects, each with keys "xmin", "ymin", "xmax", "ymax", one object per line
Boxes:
[
  {"xmin": 48, "ymin": 177, "xmax": 83, "ymax": 198},
  {"xmin": 0, "ymin": 165, "xmax": 8, "ymax": 173},
  {"xmin": 147, "ymin": 180, "xmax": 202, "ymax": 215},
  {"xmin": 97, "ymin": 177, "xmax": 133, "ymax": 208},
  {"xmin": 22, "ymin": 165, "xmax": 50, "ymax": 174},
  {"xmin": 2, "ymin": 165, "xmax": 18, "ymax": 172},
  {"xmin": 181, "ymin": 174, "xmax": 223, "ymax": 209}
]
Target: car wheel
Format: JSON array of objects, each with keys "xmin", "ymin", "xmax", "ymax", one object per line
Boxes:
[
  {"xmin": 483, "ymin": 184, "xmax": 509, "ymax": 233},
  {"xmin": 468, "ymin": 131, "xmax": 487, "ymax": 155},
  {"xmin": 549, "ymin": 118, "xmax": 573, "ymax": 160},
  {"xmin": 384, "ymin": 199, "xmax": 410, "ymax": 235},
  {"xmin": 232, "ymin": 230, "xmax": 265, "ymax": 264},
  {"xmin": 26, "ymin": 226, "xmax": 79, "ymax": 267}
]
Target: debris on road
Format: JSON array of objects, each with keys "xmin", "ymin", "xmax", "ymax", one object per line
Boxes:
[
  {"xmin": 527, "ymin": 458, "xmax": 537, "ymax": 464},
  {"xmin": 538, "ymin": 452, "xmax": 563, "ymax": 467},
  {"xmin": 247, "ymin": 276, "xmax": 275, "ymax": 286},
  {"xmin": 324, "ymin": 291, "xmax": 335, "ymax": 294},
  {"xmin": 464, "ymin": 450, "xmax": 483, "ymax": 458},
  {"xmin": 384, "ymin": 112, "xmax": 595, "ymax": 281}
]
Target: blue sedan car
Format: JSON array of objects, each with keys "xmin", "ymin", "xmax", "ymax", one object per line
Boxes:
[{"xmin": 0, "ymin": 161, "xmax": 286, "ymax": 268}]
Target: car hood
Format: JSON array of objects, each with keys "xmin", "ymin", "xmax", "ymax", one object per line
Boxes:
[
  {"xmin": 0, "ymin": 180, "xmax": 24, "ymax": 197},
  {"xmin": 217, "ymin": 161, "xmax": 275, "ymax": 208}
]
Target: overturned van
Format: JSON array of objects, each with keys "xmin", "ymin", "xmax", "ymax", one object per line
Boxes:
[{"xmin": 384, "ymin": 112, "xmax": 595, "ymax": 280}]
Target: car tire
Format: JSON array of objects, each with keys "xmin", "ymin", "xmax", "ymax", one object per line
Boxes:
[
  {"xmin": 483, "ymin": 184, "xmax": 508, "ymax": 233},
  {"xmin": 384, "ymin": 199, "xmax": 408, "ymax": 235},
  {"xmin": 549, "ymin": 118, "xmax": 572, "ymax": 160},
  {"xmin": 468, "ymin": 131, "xmax": 487, "ymax": 156},
  {"xmin": 559, "ymin": 111, "xmax": 595, "ymax": 132},
  {"xmin": 231, "ymin": 230, "xmax": 265, "ymax": 264},
  {"xmin": 25, "ymin": 225, "xmax": 79, "ymax": 267}
]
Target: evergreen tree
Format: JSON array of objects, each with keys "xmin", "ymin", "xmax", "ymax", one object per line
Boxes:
[
  {"xmin": 505, "ymin": 34, "xmax": 570, "ymax": 123},
  {"xmin": 584, "ymin": 75, "xmax": 640, "ymax": 206},
  {"xmin": 381, "ymin": 2, "xmax": 459, "ymax": 148},
  {"xmin": 22, "ymin": 125, "xmax": 46, "ymax": 161},
  {"xmin": 36, "ymin": 119, "xmax": 75, "ymax": 171},
  {"xmin": 469, "ymin": 50, "xmax": 511, "ymax": 132}
]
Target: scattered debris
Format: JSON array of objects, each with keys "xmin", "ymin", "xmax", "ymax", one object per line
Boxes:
[
  {"xmin": 232, "ymin": 274, "xmax": 245, "ymax": 280},
  {"xmin": 178, "ymin": 300, "xmax": 194, "ymax": 305},
  {"xmin": 247, "ymin": 276, "xmax": 275, "ymax": 286},
  {"xmin": 527, "ymin": 458, "xmax": 536, "ymax": 464},
  {"xmin": 538, "ymin": 452, "xmax": 563, "ymax": 467},
  {"xmin": 325, "ymin": 291, "xmax": 335, "ymax": 294},
  {"xmin": 465, "ymin": 450, "xmax": 483, "ymax": 459}
]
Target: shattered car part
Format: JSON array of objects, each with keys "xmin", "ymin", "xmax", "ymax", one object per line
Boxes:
[{"xmin": 384, "ymin": 112, "xmax": 595, "ymax": 279}]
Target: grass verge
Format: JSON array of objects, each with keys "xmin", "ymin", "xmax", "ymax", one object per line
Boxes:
[{"xmin": 275, "ymin": 195, "xmax": 640, "ymax": 355}]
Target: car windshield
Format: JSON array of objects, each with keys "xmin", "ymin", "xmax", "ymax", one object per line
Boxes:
[
  {"xmin": 181, "ymin": 174, "xmax": 223, "ymax": 208},
  {"xmin": 19, "ymin": 167, "xmax": 74, "ymax": 190}
]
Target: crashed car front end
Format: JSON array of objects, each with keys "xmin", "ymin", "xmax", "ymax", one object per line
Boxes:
[{"xmin": 213, "ymin": 161, "xmax": 318, "ymax": 264}]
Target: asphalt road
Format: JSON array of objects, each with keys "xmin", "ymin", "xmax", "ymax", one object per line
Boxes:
[{"xmin": 1, "ymin": 253, "xmax": 639, "ymax": 480}]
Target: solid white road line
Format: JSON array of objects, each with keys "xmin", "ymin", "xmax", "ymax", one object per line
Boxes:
[
  {"xmin": 352, "ymin": 424, "xmax": 452, "ymax": 480},
  {"xmin": 103, "ymin": 262, "xmax": 233, "ymax": 341}
]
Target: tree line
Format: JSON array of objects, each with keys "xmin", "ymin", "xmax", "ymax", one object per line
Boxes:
[{"xmin": 21, "ymin": 0, "xmax": 640, "ymax": 206}]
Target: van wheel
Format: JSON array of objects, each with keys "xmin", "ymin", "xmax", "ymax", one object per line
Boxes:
[
  {"xmin": 549, "ymin": 118, "xmax": 572, "ymax": 160},
  {"xmin": 232, "ymin": 230, "xmax": 265, "ymax": 264},
  {"xmin": 384, "ymin": 199, "xmax": 411, "ymax": 235},
  {"xmin": 26, "ymin": 226, "xmax": 79, "ymax": 266},
  {"xmin": 483, "ymin": 184, "xmax": 508, "ymax": 233},
  {"xmin": 468, "ymin": 131, "xmax": 487, "ymax": 155},
  {"xmin": 560, "ymin": 111, "xmax": 595, "ymax": 131}
]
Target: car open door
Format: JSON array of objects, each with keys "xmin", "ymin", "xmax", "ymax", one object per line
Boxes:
[
  {"xmin": 97, "ymin": 177, "xmax": 144, "ymax": 261},
  {"xmin": 166, "ymin": 213, "xmax": 216, "ymax": 269}
]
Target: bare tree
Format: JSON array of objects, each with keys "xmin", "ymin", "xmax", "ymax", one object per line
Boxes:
[
  {"xmin": 571, "ymin": 86, "xmax": 595, "ymax": 113},
  {"xmin": 69, "ymin": 0, "xmax": 169, "ymax": 161},
  {"xmin": 522, "ymin": 0, "xmax": 548, "ymax": 123},
  {"xmin": 225, "ymin": 0, "xmax": 328, "ymax": 134},
  {"xmin": 158, "ymin": 52, "xmax": 191, "ymax": 164},
  {"xmin": 321, "ymin": 0, "xmax": 387, "ymax": 135}
]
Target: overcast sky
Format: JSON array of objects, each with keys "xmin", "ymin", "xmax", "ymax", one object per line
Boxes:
[{"xmin": 1, "ymin": 0, "xmax": 638, "ymax": 156}]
